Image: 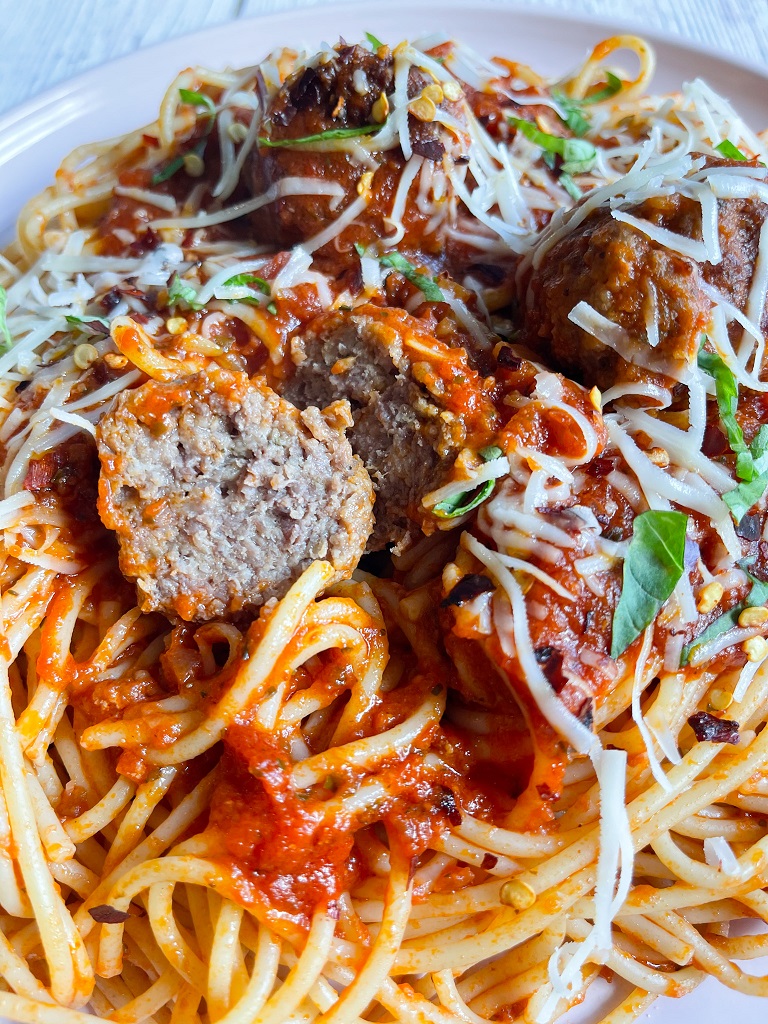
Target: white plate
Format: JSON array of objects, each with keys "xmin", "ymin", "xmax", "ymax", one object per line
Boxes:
[{"xmin": 0, "ymin": 3, "xmax": 766, "ymax": 1022}]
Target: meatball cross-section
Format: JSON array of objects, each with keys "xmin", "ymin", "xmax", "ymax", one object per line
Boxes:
[{"xmin": 96, "ymin": 369, "xmax": 374, "ymax": 621}]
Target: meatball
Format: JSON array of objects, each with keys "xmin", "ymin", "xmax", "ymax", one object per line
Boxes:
[
  {"xmin": 96, "ymin": 369, "xmax": 374, "ymax": 621},
  {"xmin": 282, "ymin": 305, "xmax": 467, "ymax": 552},
  {"xmin": 524, "ymin": 169, "xmax": 768, "ymax": 390},
  {"xmin": 249, "ymin": 43, "xmax": 467, "ymax": 261}
]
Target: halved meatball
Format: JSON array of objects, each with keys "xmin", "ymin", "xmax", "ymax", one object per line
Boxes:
[
  {"xmin": 282, "ymin": 305, "xmax": 477, "ymax": 552},
  {"xmin": 524, "ymin": 165, "xmax": 768, "ymax": 390},
  {"xmin": 249, "ymin": 43, "xmax": 467, "ymax": 260},
  {"xmin": 97, "ymin": 369, "xmax": 374, "ymax": 621}
]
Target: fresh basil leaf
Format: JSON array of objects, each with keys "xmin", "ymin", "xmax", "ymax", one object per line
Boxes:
[
  {"xmin": 258, "ymin": 123, "xmax": 385, "ymax": 147},
  {"xmin": 434, "ymin": 447, "xmax": 504, "ymax": 519},
  {"xmin": 167, "ymin": 274, "xmax": 204, "ymax": 311},
  {"xmin": 559, "ymin": 171, "xmax": 583, "ymax": 200},
  {"xmin": 151, "ymin": 154, "xmax": 185, "ymax": 185},
  {"xmin": 222, "ymin": 272, "xmax": 271, "ymax": 305},
  {"xmin": 379, "ymin": 252, "xmax": 444, "ymax": 302},
  {"xmin": 610, "ymin": 510, "xmax": 688, "ymax": 659},
  {"xmin": 697, "ymin": 343, "xmax": 750, "ymax": 467},
  {"xmin": 65, "ymin": 314, "xmax": 110, "ymax": 336},
  {"xmin": 434, "ymin": 478, "xmax": 495, "ymax": 519},
  {"xmin": 715, "ymin": 139, "xmax": 747, "ymax": 161},
  {"xmin": 479, "ymin": 445, "xmax": 503, "ymax": 462},
  {"xmin": 365, "ymin": 31, "xmax": 384, "ymax": 49},
  {"xmin": 508, "ymin": 117, "xmax": 597, "ymax": 172},
  {"xmin": 750, "ymin": 424, "xmax": 768, "ymax": 472},
  {"xmin": 224, "ymin": 273, "xmax": 270, "ymax": 294},
  {"xmin": 551, "ymin": 91, "xmax": 591, "ymax": 137},
  {"xmin": 682, "ymin": 570, "xmax": 768, "ymax": 665},
  {"xmin": 0, "ymin": 285, "xmax": 12, "ymax": 351},
  {"xmin": 179, "ymin": 88, "xmax": 216, "ymax": 120},
  {"xmin": 583, "ymin": 71, "xmax": 622, "ymax": 104},
  {"xmin": 723, "ymin": 471, "xmax": 768, "ymax": 523}
]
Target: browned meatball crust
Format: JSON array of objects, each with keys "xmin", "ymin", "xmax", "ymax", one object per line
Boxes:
[
  {"xmin": 249, "ymin": 43, "xmax": 467, "ymax": 261},
  {"xmin": 97, "ymin": 369, "xmax": 374, "ymax": 621},
  {"xmin": 282, "ymin": 306, "xmax": 467, "ymax": 552},
  {"xmin": 524, "ymin": 166, "xmax": 768, "ymax": 390}
]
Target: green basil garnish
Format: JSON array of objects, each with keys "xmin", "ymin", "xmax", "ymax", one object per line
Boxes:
[
  {"xmin": 434, "ymin": 447, "xmax": 504, "ymax": 519},
  {"xmin": 724, "ymin": 471, "xmax": 768, "ymax": 524},
  {"xmin": 222, "ymin": 273, "xmax": 271, "ymax": 305},
  {"xmin": 583, "ymin": 71, "xmax": 623, "ymax": 104},
  {"xmin": 698, "ymin": 344, "xmax": 749, "ymax": 464},
  {"xmin": 0, "ymin": 285, "xmax": 12, "ymax": 351},
  {"xmin": 698, "ymin": 341, "xmax": 768, "ymax": 520},
  {"xmin": 179, "ymin": 88, "xmax": 216, "ymax": 120},
  {"xmin": 551, "ymin": 92, "xmax": 591, "ymax": 137},
  {"xmin": 365, "ymin": 31, "xmax": 384, "ymax": 49},
  {"xmin": 610, "ymin": 510, "xmax": 688, "ymax": 659},
  {"xmin": 681, "ymin": 570, "xmax": 768, "ymax": 666},
  {"xmin": 258, "ymin": 123, "xmax": 385, "ymax": 148},
  {"xmin": 508, "ymin": 116, "xmax": 597, "ymax": 174},
  {"xmin": 715, "ymin": 139, "xmax": 747, "ymax": 161},
  {"xmin": 151, "ymin": 155, "xmax": 185, "ymax": 185},
  {"xmin": 167, "ymin": 274, "xmax": 204, "ymax": 311},
  {"xmin": 376, "ymin": 251, "xmax": 445, "ymax": 303},
  {"xmin": 65, "ymin": 315, "xmax": 110, "ymax": 336}
]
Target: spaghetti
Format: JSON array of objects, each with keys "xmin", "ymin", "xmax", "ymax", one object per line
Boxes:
[{"xmin": 0, "ymin": 28, "xmax": 767, "ymax": 1024}]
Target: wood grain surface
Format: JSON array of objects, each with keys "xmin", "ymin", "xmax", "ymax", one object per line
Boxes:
[{"xmin": 1, "ymin": 0, "xmax": 766, "ymax": 117}]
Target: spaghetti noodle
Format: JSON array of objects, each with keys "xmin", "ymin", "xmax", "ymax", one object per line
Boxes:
[{"xmin": 0, "ymin": 28, "xmax": 767, "ymax": 1024}]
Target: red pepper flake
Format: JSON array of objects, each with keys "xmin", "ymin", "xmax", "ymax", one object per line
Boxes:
[
  {"xmin": 89, "ymin": 904, "xmax": 129, "ymax": 924},
  {"xmin": 442, "ymin": 573, "xmax": 495, "ymax": 607},
  {"xmin": 688, "ymin": 711, "xmax": 739, "ymax": 745}
]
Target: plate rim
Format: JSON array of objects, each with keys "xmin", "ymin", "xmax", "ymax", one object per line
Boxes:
[{"xmin": 0, "ymin": 0, "xmax": 766, "ymax": 144}]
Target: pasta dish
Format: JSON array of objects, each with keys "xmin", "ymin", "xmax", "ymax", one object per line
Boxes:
[{"xmin": 1, "ymin": 26, "xmax": 768, "ymax": 1024}]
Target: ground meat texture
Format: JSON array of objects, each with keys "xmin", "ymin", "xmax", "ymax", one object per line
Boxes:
[
  {"xmin": 96, "ymin": 370, "xmax": 374, "ymax": 621},
  {"xmin": 282, "ymin": 308, "xmax": 462, "ymax": 552},
  {"xmin": 524, "ymin": 166, "xmax": 768, "ymax": 390},
  {"xmin": 249, "ymin": 44, "xmax": 467, "ymax": 263}
]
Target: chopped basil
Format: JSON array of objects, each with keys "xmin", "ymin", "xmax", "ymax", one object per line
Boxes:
[
  {"xmin": 365, "ymin": 31, "xmax": 384, "ymax": 49},
  {"xmin": 378, "ymin": 251, "xmax": 445, "ymax": 302},
  {"xmin": 179, "ymin": 88, "xmax": 216, "ymax": 120},
  {"xmin": 610, "ymin": 510, "xmax": 688, "ymax": 659},
  {"xmin": 0, "ymin": 285, "xmax": 12, "ymax": 351},
  {"xmin": 559, "ymin": 172, "xmax": 583, "ymax": 200},
  {"xmin": 258, "ymin": 123, "xmax": 385, "ymax": 147},
  {"xmin": 151, "ymin": 139, "xmax": 207, "ymax": 186},
  {"xmin": 699, "ymin": 342, "xmax": 768, "ymax": 519},
  {"xmin": 151, "ymin": 154, "xmax": 185, "ymax": 185},
  {"xmin": 65, "ymin": 314, "xmax": 110, "ymax": 336},
  {"xmin": 551, "ymin": 92, "xmax": 591, "ymax": 137},
  {"xmin": 223, "ymin": 272, "xmax": 271, "ymax": 305},
  {"xmin": 508, "ymin": 116, "xmax": 597, "ymax": 174},
  {"xmin": 550, "ymin": 73, "xmax": 621, "ymax": 138},
  {"xmin": 167, "ymin": 274, "xmax": 204, "ymax": 311},
  {"xmin": 434, "ymin": 447, "xmax": 503, "ymax": 519},
  {"xmin": 479, "ymin": 445, "xmax": 503, "ymax": 461},
  {"xmin": 715, "ymin": 139, "xmax": 747, "ymax": 161},
  {"xmin": 724, "ymin": 472, "xmax": 768, "ymax": 523},
  {"xmin": 681, "ymin": 570, "xmax": 768, "ymax": 666},
  {"xmin": 698, "ymin": 345, "xmax": 749, "ymax": 465},
  {"xmin": 583, "ymin": 71, "xmax": 622, "ymax": 104}
]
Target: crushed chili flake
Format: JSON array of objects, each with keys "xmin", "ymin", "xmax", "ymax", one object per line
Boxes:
[
  {"xmin": 688, "ymin": 711, "xmax": 740, "ymax": 744},
  {"xmin": 442, "ymin": 573, "xmax": 495, "ymax": 607},
  {"xmin": 89, "ymin": 904, "xmax": 130, "ymax": 924}
]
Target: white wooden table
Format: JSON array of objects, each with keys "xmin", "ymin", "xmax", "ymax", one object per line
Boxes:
[{"xmin": 1, "ymin": 0, "xmax": 767, "ymax": 116}]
